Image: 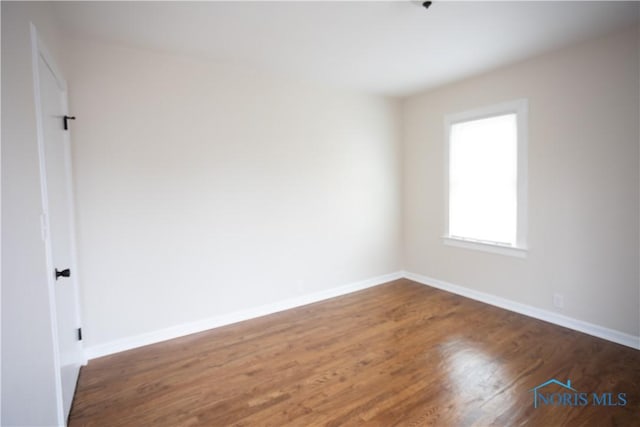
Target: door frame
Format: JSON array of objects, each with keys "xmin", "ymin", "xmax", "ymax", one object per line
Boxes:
[{"xmin": 30, "ymin": 22, "xmax": 85, "ymax": 425}]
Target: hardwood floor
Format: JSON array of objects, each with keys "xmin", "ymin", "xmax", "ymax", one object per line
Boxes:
[{"xmin": 69, "ymin": 279, "xmax": 640, "ymax": 426}]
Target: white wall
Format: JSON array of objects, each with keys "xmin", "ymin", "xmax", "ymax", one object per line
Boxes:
[
  {"xmin": 1, "ymin": 2, "xmax": 67, "ymax": 425},
  {"xmin": 403, "ymin": 25, "xmax": 640, "ymax": 337},
  {"xmin": 63, "ymin": 40, "xmax": 402, "ymax": 350}
]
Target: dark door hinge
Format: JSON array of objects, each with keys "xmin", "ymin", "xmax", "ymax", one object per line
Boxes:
[
  {"xmin": 63, "ymin": 115, "xmax": 76, "ymax": 130},
  {"xmin": 77, "ymin": 328, "xmax": 82, "ymax": 341}
]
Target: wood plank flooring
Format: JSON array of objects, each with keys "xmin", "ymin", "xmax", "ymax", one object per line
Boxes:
[{"xmin": 69, "ymin": 279, "xmax": 640, "ymax": 426}]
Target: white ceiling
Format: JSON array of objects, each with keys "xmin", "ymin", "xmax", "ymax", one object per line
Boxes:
[{"xmin": 52, "ymin": 1, "xmax": 639, "ymax": 96}]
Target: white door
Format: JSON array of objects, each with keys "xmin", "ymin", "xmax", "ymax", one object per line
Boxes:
[{"xmin": 35, "ymin": 36, "xmax": 84, "ymax": 423}]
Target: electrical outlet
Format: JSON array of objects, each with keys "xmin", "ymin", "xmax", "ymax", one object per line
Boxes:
[{"xmin": 553, "ymin": 293, "xmax": 564, "ymax": 309}]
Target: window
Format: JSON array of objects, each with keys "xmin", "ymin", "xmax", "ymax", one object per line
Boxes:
[{"xmin": 444, "ymin": 99, "xmax": 528, "ymax": 257}]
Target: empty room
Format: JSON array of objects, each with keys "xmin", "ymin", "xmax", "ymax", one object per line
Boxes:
[{"xmin": 2, "ymin": 1, "xmax": 639, "ymax": 426}]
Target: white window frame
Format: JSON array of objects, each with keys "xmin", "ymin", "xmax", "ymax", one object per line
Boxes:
[{"xmin": 443, "ymin": 99, "xmax": 528, "ymax": 258}]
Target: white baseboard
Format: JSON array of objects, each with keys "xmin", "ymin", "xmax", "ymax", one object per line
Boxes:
[
  {"xmin": 85, "ymin": 269, "xmax": 639, "ymax": 359},
  {"xmin": 403, "ymin": 271, "xmax": 640, "ymax": 350},
  {"xmin": 84, "ymin": 271, "xmax": 404, "ymax": 360}
]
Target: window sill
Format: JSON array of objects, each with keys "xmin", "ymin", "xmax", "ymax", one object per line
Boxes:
[{"xmin": 442, "ymin": 236, "xmax": 527, "ymax": 259}]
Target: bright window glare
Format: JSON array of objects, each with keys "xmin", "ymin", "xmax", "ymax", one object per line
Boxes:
[{"xmin": 449, "ymin": 114, "xmax": 517, "ymax": 246}]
